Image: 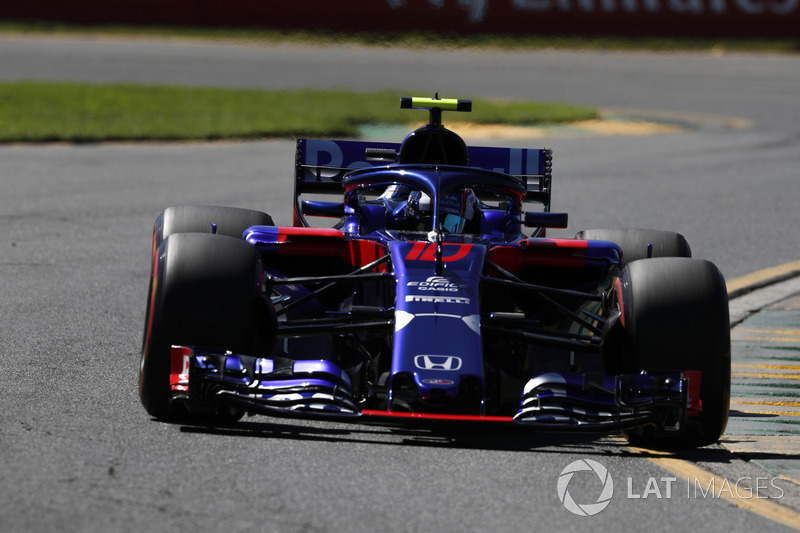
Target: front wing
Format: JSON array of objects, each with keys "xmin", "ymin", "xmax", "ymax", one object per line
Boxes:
[{"xmin": 167, "ymin": 346, "xmax": 701, "ymax": 434}]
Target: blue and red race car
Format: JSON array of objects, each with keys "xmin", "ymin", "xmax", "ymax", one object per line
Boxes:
[{"xmin": 139, "ymin": 96, "xmax": 730, "ymax": 449}]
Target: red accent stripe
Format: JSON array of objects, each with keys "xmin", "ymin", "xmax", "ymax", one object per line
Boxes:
[
  {"xmin": 349, "ymin": 240, "xmax": 387, "ymax": 270},
  {"xmin": 169, "ymin": 346, "xmax": 192, "ymax": 392},
  {"xmin": 405, "ymin": 241, "xmax": 427, "ymax": 261},
  {"xmin": 405, "ymin": 243, "xmax": 473, "ymax": 263},
  {"xmin": 419, "ymin": 243, "xmax": 472, "ymax": 262},
  {"xmin": 360, "ymin": 410, "xmax": 514, "ymax": 422},
  {"xmin": 264, "ymin": 227, "xmax": 387, "ymax": 269},
  {"xmin": 684, "ymin": 371, "xmax": 702, "ymax": 417},
  {"xmin": 488, "ymin": 238, "xmax": 589, "ymax": 271},
  {"xmin": 615, "ymin": 277, "xmax": 625, "ymax": 328},
  {"xmin": 442, "ymin": 244, "xmax": 472, "ymax": 263},
  {"xmin": 275, "ymin": 226, "xmax": 344, "ymax": 238}
]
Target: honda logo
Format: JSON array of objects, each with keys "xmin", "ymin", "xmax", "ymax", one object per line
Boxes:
[{"xmin": 414, "ymin": 355, "xmax": 463, "ymax": 371}]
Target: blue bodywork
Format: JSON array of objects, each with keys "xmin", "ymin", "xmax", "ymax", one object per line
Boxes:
[{"xmin": 170, "ymin": 108, "xmax": 697, "ymax": 433}]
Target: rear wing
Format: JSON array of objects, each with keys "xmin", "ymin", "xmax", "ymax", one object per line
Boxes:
[{"xmin": 294, "ymin": 139, "xmax": 553, "ymax": 224}]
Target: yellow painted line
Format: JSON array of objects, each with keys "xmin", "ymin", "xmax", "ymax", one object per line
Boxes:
[
  {"xmin": 733, "ymin": 363, "xmax": 800, "ymax": 370},
  {"xmin": 723, "ymin": 435, "xmax": 800, "ymax": 447},
  {"xmin": 732, "ymin": 400, "xmax": 800, "ymax": 408},
  {"xmin": 629, "ymin": 446, "xmax": 800, "ymax": 531},
  {"xmin": 566, "ymin": 119, "xmax": 682, "ymax": 136},
  {"xmin": 740, "ymin": 328, "xmax": 800, "ymax": 336},
  {"xmin": 742, "ymin": 336, "xmax": 800, "ymax": 343},
  {"xmin": 726, "ymin": 260, "xmax": 800, "ymax": 294},
  {"xmin": 733, "ymin": 399, "xmax": 800, "ymax": 407},
  {"xmin": 782, "ymin": 475, "xmax": 800, "ymax": 488},
  {"xmin": 733, "ymin": 372, "xmax": 800, "ymax": 380},
  {"xmin": 449, "ymin": 118, "xmax": 683, "ymax": 140}
]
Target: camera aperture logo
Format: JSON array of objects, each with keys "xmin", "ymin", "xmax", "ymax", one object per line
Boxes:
[
  {"xmin": 557, "ymin": 458, "xmax": 786, "ymax": 517},
  {"xmin": 557, "ymin": 459, "xmax": 614, "ymax": 516}
]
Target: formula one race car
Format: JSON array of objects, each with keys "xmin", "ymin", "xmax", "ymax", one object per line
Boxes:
[{"xmin": 139, "ymin": 96, "xmax": 730, "ymax": 449}]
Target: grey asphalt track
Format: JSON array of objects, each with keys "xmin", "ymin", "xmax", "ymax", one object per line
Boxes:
[{"xmin": 1, "ymin": 35, "xmax": 800, "ymax": 532}]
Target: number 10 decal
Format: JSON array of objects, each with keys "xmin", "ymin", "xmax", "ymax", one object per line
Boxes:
[{"xmin": 405, "ymin": 243, "xmax": 472, "ymax": 262}]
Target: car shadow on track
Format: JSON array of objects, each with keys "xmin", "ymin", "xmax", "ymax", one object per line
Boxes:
[
  {"xmin": 172, "ymin": 417, "xmax": 738, "ymax": 461},
  {"xmin": 176, "ymin": 417, "xmax": 603, "ymax": 451}
]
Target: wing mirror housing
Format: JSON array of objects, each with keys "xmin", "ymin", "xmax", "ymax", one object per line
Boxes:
[
  {"xmin": 523, "ymin": 212, "xmax": 568, "ymax": 228},
  {"xmin": 301, "ymin": 200, "xmax": 345, "ymax": 218}
]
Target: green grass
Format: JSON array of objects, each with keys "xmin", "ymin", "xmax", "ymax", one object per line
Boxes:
[
  {"xmin": 2, "ymin": 21, "xmax": 799, "ymax": 53},
  {"xmin": 0, "ymin": 83, "xmax": 598, "ymax": 143}
]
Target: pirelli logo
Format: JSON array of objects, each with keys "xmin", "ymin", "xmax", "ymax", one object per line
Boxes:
[{"xmin": 405, "ymin": 295, "xmax": 470, "ymax": 304}]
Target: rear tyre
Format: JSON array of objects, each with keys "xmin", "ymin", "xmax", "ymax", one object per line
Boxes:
[
  {"xmin": 617, "ymin": 257, "xmax": 730, "ymax": 448},
  {"xmin": 576, "ymin": 228, "xmax": 691, "ymax": 265},
  {"xmin": 139, "ymin": 233, "xmax": 268, "ymax": 421}
]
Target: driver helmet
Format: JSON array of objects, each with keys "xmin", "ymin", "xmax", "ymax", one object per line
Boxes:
[{"xmin": 378, "ymin": 185, "xmax": 477, "ymax": 233}]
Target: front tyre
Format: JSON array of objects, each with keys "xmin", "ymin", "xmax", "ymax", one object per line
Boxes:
[
  {"xmin": 139, "ymin": 233, "xmax": 268, "ymax": 421},
  {"xmin": 142, "ymin": 206, "xmax": 274, "ymax": 356},
  {"xmin": 155, "ymin": 205, "xmax": 274, "ymax": 247},
  {"xmin": 617, "ymin": 257, "xmax": 730, "ymax": 448},
  {"xmin": 576, "ymin": 228, "xmax": 691, "ymax": 265}
]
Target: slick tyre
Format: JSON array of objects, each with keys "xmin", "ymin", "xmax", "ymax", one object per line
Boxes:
[
  {"xmin": 576, "ymin": 228, "xmax": 691, "ymax": 265},
  {"xmin": 139, "ymin": 233, "xmax": 268, "ymax": 421},
  {"xmin": 617, "ymin": 257, "xmax": 730, "ymax": 448},
  {"xmin": 141, "ymin": 205, "xmax": 274, "ymax": 375},
  {"xmin": 153, "ymin": 205, "xmax": 275, "ymax": 248}
]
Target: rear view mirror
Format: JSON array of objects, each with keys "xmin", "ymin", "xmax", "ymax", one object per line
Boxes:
[
  {"xmin": 523, "ymin": 212, "xmax": 568, "ymax": 228},
  {"xmin": 301, "ymin": 200, "xmax": 345, "ymax": 218}
]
